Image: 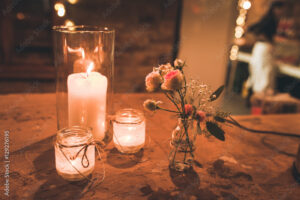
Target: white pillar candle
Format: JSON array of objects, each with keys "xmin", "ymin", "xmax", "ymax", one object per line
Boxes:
[{"xmin": 68, "ymin": 67, "xmax": 107, "ymax": 141}]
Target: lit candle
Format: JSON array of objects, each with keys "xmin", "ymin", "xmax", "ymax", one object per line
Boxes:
[
  {"xmin": 55, "ymin": 126, "xmax": 95, "ymax": 181},
  {"xmin": 113, "ymin": 109, "xmax": 145, "ymax": 154},
  {"xmin": 72, "ymin": 48, "xmax": 94, "ymax": 73},
  {"xmin": 68, "ymin": 62, "xmax": 107, "ymax": 141}
]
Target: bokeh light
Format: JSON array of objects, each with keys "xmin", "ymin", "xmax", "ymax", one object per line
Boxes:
[
  {"xmin": 242, "ymin": 1, "xmax": 251, "ymax": 10},
  {"xmin": 65, "ymin": 19, "xmax": 75, "ymax": 27},
  {"xmin": 68, "ymin": 0, "xmax": 78, "ymax": 4},
  {"xmin": 55, "ymin": 3, "xmax": 66, "ymax": 17}
]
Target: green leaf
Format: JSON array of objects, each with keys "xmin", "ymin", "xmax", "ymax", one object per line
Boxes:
[
  {"xmin": 209, "ymin": 85, "xmax": 224, "ymax": 102},
  {"xmin": 206, "ymin": 121, "xmax": 225, "ymax": 141},
  {"xmin": 214, "ymin": 116, "xmax": 226, "ymax": 123}
]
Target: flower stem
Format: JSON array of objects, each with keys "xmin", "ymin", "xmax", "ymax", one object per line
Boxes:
[
  {"xmin": 157, "ymin": 106, "xmax": 180, "ymax": 114},
  {"xmin": 163, "ymin": 92, "xmax": 181, "ymax": 113}
]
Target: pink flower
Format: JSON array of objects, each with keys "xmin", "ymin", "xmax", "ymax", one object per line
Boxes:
[
  {"xmin": 145, "ymin": 71, "xmax": 163, "ymax": 92},
  {"xmin": 184, "ymin": 104, "xmax": 194, "ymax": 116},
  {"xmin": 195, "ymin": 111, "xmax": 206, "ymax": 122},
  {"xmin": 161, "ymin": 70, "xmax": 184, "ymax": 91}
]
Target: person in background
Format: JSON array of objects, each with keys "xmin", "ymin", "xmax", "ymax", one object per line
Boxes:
[{"xmin": 245, "ymin": 1, "xmax": 286, "ymax": 97}]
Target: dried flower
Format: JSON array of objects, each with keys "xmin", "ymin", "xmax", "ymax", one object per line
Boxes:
[
  {"xmin": 143, "ymin": 99, "xmax": 161, "ymax": 112},
  {"xmin": 195, "ymin": 111, "xmax": 206, "ymax": 122},
  {"xmin": 145, "ymin": 71, "xmax": 163, "ymax": 92},
  {"xmin": 159, "ymin": 63, "xmax": 173, "ymax": 76},
  {"xmin": 184, "ymin": 104, "xmax": 194, "ymax": 116},
  {"xmin": 161, "ymin": 70, "xmax": 184, "ymax": 91},
  {"xmin": 174, "ymin": 59, "xmax": 184, "ymax": 69}
]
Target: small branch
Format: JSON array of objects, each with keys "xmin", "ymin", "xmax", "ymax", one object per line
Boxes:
[
  {"xmin": 225, "ymin": 116, "xmax": 300, "ymax": 138},
  {"xmin": 157, "ymin": 106, "xmax": 180, "ymax": 114},
  {"xmin": 177, "ymin": 90, "xmax": 186, "ymax": 115},
  {"xmin": 182, "ymin": 70, "xmax": 187, "ymax": 97},
  {"xmin": 164, "ymin": 92, "xmax": 181, "ymax": 113}
]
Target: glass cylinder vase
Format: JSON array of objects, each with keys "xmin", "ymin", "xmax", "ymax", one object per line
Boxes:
[
  {"xmin": 53, "ymin": 26, "xmax": 114, "ymax": 141},
  {"xmin": 169, "ymin": 118, "xmax": 197, "ymax": 171}
]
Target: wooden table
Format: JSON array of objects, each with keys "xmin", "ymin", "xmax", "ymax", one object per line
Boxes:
[{"xmin": 1, "ymin": 93, "xmax": 300, "ymax": 200}]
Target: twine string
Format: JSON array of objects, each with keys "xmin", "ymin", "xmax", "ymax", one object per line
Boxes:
[{"xmin": 58, "ymin": 139, "xmax": 105, "ymax": 183}]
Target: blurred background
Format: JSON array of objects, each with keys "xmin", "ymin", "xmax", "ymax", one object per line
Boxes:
[{"xmin": 1, "ymin": 0, "xmax": 300, "ymax": 115}]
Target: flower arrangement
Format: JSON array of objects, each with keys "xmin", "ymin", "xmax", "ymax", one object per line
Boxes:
[{"xmin": 143, "ymin": 59, "xmax": 229, "ymax": 171}]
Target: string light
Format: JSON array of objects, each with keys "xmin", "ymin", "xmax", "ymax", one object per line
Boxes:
[
  {"xmin": 54, "ymin": 3, "xmax": 64, "ymax": 11},
  {"xmin": 54, "ymin": 3, "xmax": 66, "ymax": 17},
  {"xmin": 68, "ymin": 0, "xmax": 78, "ymax": 4},
  {"xmin": 242, "ymin": 0, "xmax": 251, "ymax": 10},
  {"xmin": 236, "ymin": 16, "xmax": 246, "ymax": 26},
  {"xmin": 230, "ymin": 0, "xmax": 251, "ymax": 60},
  {"xmin": 65, "ymin": 19, "xmax": 75, "ymax": 27},
  {"xmin": 16, "ymin": 12, "xmax": 25, "ymax": 20}
]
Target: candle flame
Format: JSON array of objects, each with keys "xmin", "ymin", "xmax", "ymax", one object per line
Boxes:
[{"xmin": 86, "ymin": 62, "xmax": 94, "ymax": 76}]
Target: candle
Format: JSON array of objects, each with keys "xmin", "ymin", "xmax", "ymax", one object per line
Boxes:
[
  {"xmin": 68, "ymin": 63, "xmax": 107, "ymax": 140},
  {"xmin": 72, "ymin": 48, "xmax": 94, "ymax": 73},
  {"xmin": 113, "ymin": 109, "xmax": 145, "ymax": 154},
  {"xmin": 55, "ymin": 126, "xmax": 95, "ymax": 181}
]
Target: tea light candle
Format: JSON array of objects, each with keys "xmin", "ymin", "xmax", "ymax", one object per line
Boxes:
[
  {"xmin": 68, "ymin": 62, "xmax": 107, "ymax": 141},
  {"xmin": 113, "ymin": 109, "xmax": 145, "ymax": 154},
  {"xmin": 55, "ymin": 126, "xmax": 95, "ymax": 181}
]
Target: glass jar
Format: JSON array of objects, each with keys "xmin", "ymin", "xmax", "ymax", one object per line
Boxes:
[
  {"xmin": 113, "ymin": 109, "xmax": 145, "ymax": 154},
  {"xmin": 53, "ymin": 26, "xmax": 114, "ymax": 141},
  {"xmin": 55, "ymin": 126, "xmax": 95, "ymax": 181},
  {"xmin": 169, "ymin": 118, "xmax": 197, "ymax": 171}
]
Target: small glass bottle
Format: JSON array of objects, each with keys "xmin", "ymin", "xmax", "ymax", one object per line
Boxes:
[
  {"xmin": 113, "ymin": 109, "xmax": 145, "ymax": 154},
  {"xmin": 55, "ymin": 126, "xmax": 95, "ymax": 181}
]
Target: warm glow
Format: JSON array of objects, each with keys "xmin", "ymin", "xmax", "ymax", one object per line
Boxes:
[
  {"xmin": 68, "ymin": 0, "xmax": 78, "ymax": 4},
  {"xmin": 65, "ymin": 19, "xmax": 75, "ymax": 27},
  {"xmin": 230, "ymin": 45, "xmax": 239, "ymax": 61},
  {"xmin": 230, "ymin": 54, "xmax": 238, "ymax": 60},
  {"xmin": 236, "ymin": 16, "xmax": 245, "ymax": 26},
  {"xmin": 235, "ymin": 31, "xmax": 243, "ymax": 38},
  {"xmin": 55, "ymin": 3, "xmax": 66, "ymax": 17},
  {"xmin": 235, "ymin": 26, "xmax": 244, "ymax": 33},
  {"xmin": 231, "ymin": 45, "xmax": 239, "ymax": 53},
  {"xmin": 57, "ymin": 7, "xmax": 66, "ymax": 17},
  {"xmin": 81, "ymin": 48, "xmax": 85, "ymax": 59},
  {"xmin": 235, "ymin": 26, "xmax": 244, "ymax": 38},
  {"xmin": 16, "ymin": 12, "xmax": 25, "ymax": 20},
  {"xmin": 54, "ymin": 3, "xmax": 64, "ymax": 11},
  {"xmin": 87, "ymin": 62, "xmax": 94, "ymax": 75},
  {"xmin": 242, "ymin": 1, "xmax": 251, "ymax": 10}
]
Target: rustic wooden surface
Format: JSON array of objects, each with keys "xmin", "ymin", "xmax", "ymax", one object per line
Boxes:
[{"xmin": 0, "ymin": 93, "xmax": 300, "ymax": 200}]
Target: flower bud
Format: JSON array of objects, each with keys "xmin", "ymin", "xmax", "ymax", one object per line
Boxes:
[
  {"xmin": 145, "ymin": 71, "xmax": 163, "ymax": 92},
  {"xmin": 143, "ymin": 99, "xmax": 161, "ymax": 112},
  {"xmin": 195, "ymin": 111, "xmax": 206, "ymax": 122},
  {"xmin": 184, "ymin": 104, "xmax": 194, "ymax": 116},
  {"xmin": 174, "ymin": 59, "xmax": 184, "ymax": 69}
]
